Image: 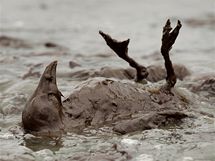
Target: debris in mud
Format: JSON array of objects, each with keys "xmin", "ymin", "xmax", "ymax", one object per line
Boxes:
[
  {"xmin": 44, "ymin": 42, "xmax": 59, "ymax": 48},
  {"xmin": 2, "ymin": 104, "xmax": 22, "ymax": 115},
  {"xmin": 0, "ymin": 36, "xmax": 32, "ymax": 48},
  {"xmin": 44, "ymin": 42, "xmax": 68, "ymax": 51},
  {"xmin": 147, "ymin": 64, "xmax": 190, "ymax": 82},
  {"xmin": 66, "ymin": 67, "xmax": 134, "ymax": 80},
  {"xmin": 22, "ymin": 64, "xmax": 42, "ymax": 79},
  {"xmin": 8, "ymin": 125, "xmax": 24, "ymax": 136},
  {"xmin": 66, "ymin": 64, "xmax": 190, "ymax": 82},
  {"xmin": 112, "ymin": 143, "xmax": 132, "ymax": 160},
  {"xmin": 185, "ymin": 14, "xmax": 215, "ymax": 28},
  {"xmin": 113, "ymin": 111, "xmax": 188, "ymax": 134},
  {"xmin": 29, "ymin": 51, "xmax": 68, "ymax": 56},
  {"xmin": 65, "ymin": 150, "xmax": 130, "ymax": 161},
  {"xmin": 0, "ymin": 56, "xmax": 19, "ymax": 64},
  {"xmin": 22, "ymin": 69, "xmax": 41, "ymax": 80},
  {"xmin": 69, "ymin": 61, "xmax": 81, "ymax": 68},
  {"xmin": 189, "ymin": 75, "xmax": 215, "ymax": 98}
]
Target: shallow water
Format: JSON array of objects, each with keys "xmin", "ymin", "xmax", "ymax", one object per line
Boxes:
[{"xmin": 0, "ymin": 0, "xmax": 215, "ymax": 160}]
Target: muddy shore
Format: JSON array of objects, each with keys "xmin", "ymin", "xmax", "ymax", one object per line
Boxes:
[{"xmin": 0, "ymin": 0, "xmax": 215, "ymax": 160}]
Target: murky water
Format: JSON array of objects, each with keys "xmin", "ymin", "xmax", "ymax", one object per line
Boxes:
[{"xmin": 0, "ymin": 0, "xmax": 215, "ymax": 160}]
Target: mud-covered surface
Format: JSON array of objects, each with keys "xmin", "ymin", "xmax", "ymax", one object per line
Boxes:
[
  {"xmin": 0, "ymin": 0, "xmax": 215, "ymax": 160},
  {"xmin": 61, "ymin": 64, "xmax": 190, "ymax": 82},
  {"xmin": 63, "ymin": 78, "xmax": 191, "ymax": 133}
]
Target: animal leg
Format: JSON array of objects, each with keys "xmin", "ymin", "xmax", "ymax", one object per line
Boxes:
[
  {"xmin": 99, "ymin": 31, "xmax": 148, "ymax": 82},
  {"xmin": 161, "ymin": 19, "xmax": 182, "ymax": 90}
]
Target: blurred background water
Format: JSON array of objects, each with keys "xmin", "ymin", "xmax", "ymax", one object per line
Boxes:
[
  {"xmin": 0, "ymin": 0, "xmax": 215, "ymax": 160},
  {"xmin": 1, "ymin": 0, "xmax": 215, "ymax": 73}
]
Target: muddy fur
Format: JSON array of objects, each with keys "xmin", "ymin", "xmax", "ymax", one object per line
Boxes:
[{"xmin": 63, "ymin": 78, "xmax": 190, "ymax": 133}]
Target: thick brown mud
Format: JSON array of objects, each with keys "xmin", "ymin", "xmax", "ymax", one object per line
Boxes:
[{"xmin": 63, "ymin": 78, "xmax": 191, "ymax": 134}]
